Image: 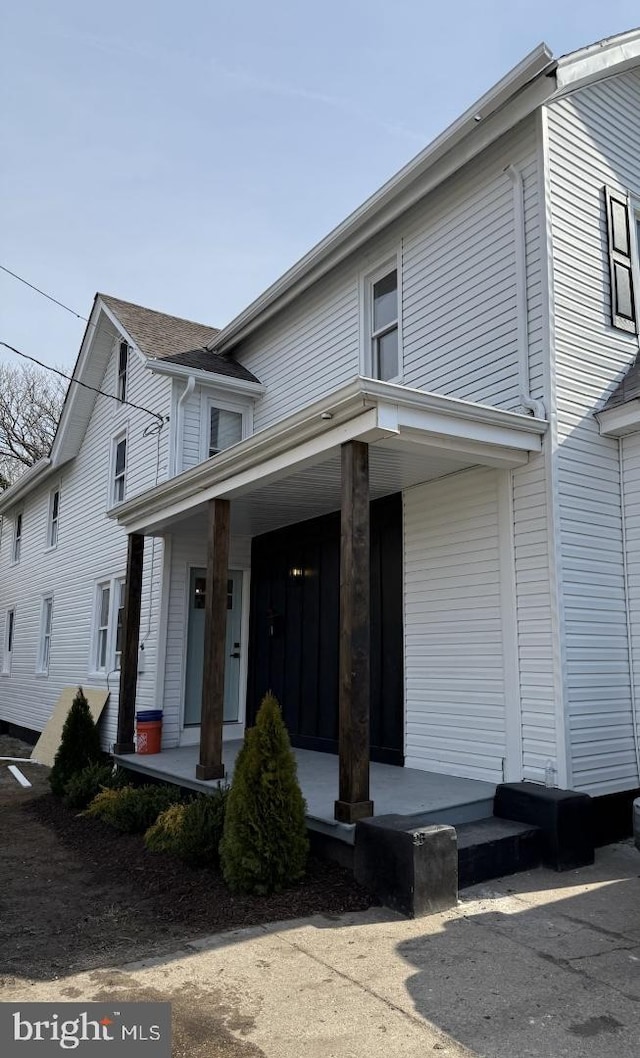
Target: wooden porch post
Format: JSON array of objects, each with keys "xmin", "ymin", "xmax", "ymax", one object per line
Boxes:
[
  {"xmin": 335, "ymin": 440, "xmax": 374, "ymax": 823},
  {"xmin": 196, "ymin": 497, "xmax": 230, "ymax": 780},
  {"xmin": 114, "ymin": 533, "xmax": 144, "ymax": 754}
]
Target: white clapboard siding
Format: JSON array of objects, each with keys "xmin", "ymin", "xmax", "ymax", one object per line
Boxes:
[
  {"xmin": 512, "ymin": 452, "xmax": 560, "ymax": 782},
  {"xmin": 233, "ymin": 116, "xmax": 540, "ymax": 432},
  {"xmin": 181, "ymin": 386, "xmax": 203, "ymax": 472},
  {"xmin": 403, "ymin": 468, "xmax": 510, "ymax": 783},
  {"xmin": 0, "ymin": 332, "xmax": 171, "ymax": 747},
  {"xmin": 546, "ymin": 68, "xmax": 640, "ymax": 793},
  {"xmin": 161, "ymin": 526, "xmax": 251, "ymax": 745}
]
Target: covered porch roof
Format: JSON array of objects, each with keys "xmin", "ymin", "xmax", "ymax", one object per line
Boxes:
[{"xmin": 111, "ymin": 377, "xmax": 547, "ymax": 537}]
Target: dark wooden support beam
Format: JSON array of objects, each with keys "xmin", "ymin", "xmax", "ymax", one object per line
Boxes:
[
  {"xmin": 114, "ymin": 533, "xmax": 144, "ymax": 754},
  {"xmin": 196, "ymin": 498, "xmax": 230, "ymax": 780},
  {"xmin": 335, "ymin": 440, "xmax": 373, "ymax": 823}
]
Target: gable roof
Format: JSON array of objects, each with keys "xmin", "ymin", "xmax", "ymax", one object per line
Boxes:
[
  {"xmin": 157, "ymin": 348, "xmax": 260, "ymax": 383},
  {"xmin": 98, "ymin": 294, "xmax": 219, "ymax": 360}
]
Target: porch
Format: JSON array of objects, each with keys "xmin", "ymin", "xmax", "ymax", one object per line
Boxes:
[{"xmin": 114, "ymin": 742, "xmax": 496, "ymax": 845}]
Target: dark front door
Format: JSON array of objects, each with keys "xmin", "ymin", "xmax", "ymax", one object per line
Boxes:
[{"xmin": 247, "ymin": 493, "xmax": 403, "ymax": 764}]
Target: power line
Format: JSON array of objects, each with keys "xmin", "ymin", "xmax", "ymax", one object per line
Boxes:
[
  {"xmin": 0, "ymin": 341, "xmax": 166, "ymax": 425},
  {"xmin": 0, "ymin": 265, "xmax": 88, "ymax": 321}
]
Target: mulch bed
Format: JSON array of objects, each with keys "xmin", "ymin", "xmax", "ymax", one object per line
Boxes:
[{"xmin": 30, "ymin": 794, "xmax": 373, "ymax": 930}]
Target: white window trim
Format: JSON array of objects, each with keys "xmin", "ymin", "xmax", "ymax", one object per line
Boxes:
[
  {"xmin": 111, "ymin": 427, "xmax": 128, "ymax": 506},
  {"xmin": 45, "ymin": 485, "xmax": 60, "ymax": 550},
  {"xmin": 199, "ymin": 393, "xmax": 252, "ymax": 462},
  {"xmin": 12, "ymin": 510, "xmax": 23, "ymax": 565},
  {"xmin": 2, "ymin": 607, "xmax": 15, "ymax": 675},
  {"xmin": 360, "ymin": 251, "xmax": 403, "ymax": 384},
  {"xmin": 36, "ymin": 595, "xmax": 53, "ymax": 676},
  {"xmin": 89, "ymin": 575, "xmax": 126, "ymax": 678}
]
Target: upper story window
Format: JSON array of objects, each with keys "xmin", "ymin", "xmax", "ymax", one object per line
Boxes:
[
  {"xmin": 200, "ymin": 397, "xmax": 248, "ymax": 462},
  {"xmin": 208, "ymin": 406, "xmax": 243, "ymax": 457},
  {"xmin": 47, "ymin": 488, "xmax": 60, "ymax": 549},
  {"xmin": 2, "ymin": 608, "xmax": 15, "ymax": 675},
  {"xmin": 112, "ymin": 433, "xmax": 127, "ymax": 504},
  {"xmin": 362, "ymin": 257, "xmax": 402, "ymax": 382},
  {"xmin": 13, "ymin": 512, "xmax": 22, "ymax": 563},
  {"xmin": 117, "ymin": 342, "xmax": 128, "ymax": 402},
  {"xmin": 605, "ymin": 186, "xmax": 639, "ymax": 334}
]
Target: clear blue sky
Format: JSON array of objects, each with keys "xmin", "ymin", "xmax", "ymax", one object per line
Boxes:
[{"xmin": 1, "ymin": 1, "xmax": 638, "ymax": 369}]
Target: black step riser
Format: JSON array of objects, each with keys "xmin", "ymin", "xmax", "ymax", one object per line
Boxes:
[{"xmin": 458, "ymin": 828, "xmax": 542, "ymax": 888}]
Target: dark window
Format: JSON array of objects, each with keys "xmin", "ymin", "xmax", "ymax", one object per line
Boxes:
[
  {"xmin": 118, "ymin": 342, "xmax": 128, "ymax": 402},
  {"xmin": 371, "ymin": 270, "xmax": 399, "ymax": 380}
]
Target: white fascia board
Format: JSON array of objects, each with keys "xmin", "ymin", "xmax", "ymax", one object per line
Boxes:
[
  {"xmin": 554, "ymin": 28, "xmax": 640, "ymax": 95},
  {"xmin": 597, "ymin": 401, "xmax": 640, "ymax": 437},
  {"xmin": 0, "ymin": 458, "xmax": 52, "ymax": 514},
  {"xmin": 208, "ymin": 46, "xmax": 556, "ymax": 353},
  {"xmin": 111, "ymin": 378, "xmax": 547, "ymax": 532},
  {"xmin": 146, "ymin": 358, "xmax": 265, "ymax": 397}
]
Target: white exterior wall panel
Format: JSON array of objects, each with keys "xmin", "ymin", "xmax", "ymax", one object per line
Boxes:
[
  {"xmin": 403, "ymin": 468, "xmax": 509, "ymax": 783},
  {"xmin": 0, "ymin": 336, "xmax": 171, "ymax": 746},
  {"xmin": 234, "ymin": 118, "xmax": 541, "ymax": 432},
  {"xmin": 547, "ymin": 68, "xmax": 640, "ymax": 793}
]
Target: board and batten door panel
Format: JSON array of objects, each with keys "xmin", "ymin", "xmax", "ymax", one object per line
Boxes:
[{"xmin": 403, "ymin": 467, "xmax": 518, "ymax": 783}]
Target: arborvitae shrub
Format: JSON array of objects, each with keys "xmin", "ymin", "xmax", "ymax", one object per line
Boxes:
[
  {"xmin": 84, "ymin": 784, "xmax": 182, "ymax": 833},
  {"xmin": 220, "ymin": 692, "xmax": 308, "ymax": 894},
  {"xmin": 63, "ymin": 762, "xmax": 127, "ymax": 810},
  {"xmin": 49, "ymin": 687, "xmax": 104, "ymax": 797},
  {"xmin": 144, "ymin": 787, "xmax": 228, "ymax": 867}
]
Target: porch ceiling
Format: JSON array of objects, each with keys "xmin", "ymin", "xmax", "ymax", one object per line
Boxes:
[{"xmin": 112, "ymin": 378, "xmax": 547, "ymax": 537}]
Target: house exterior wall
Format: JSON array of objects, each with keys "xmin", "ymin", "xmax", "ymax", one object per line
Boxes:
[
  {"xmin": 230, "ymin": 117, "xmax": 541, "ymax": 432},
  {"xmin": 0, "ymin": 330, "xmax": 171, "ymax": 747},
  {"xmin": 546, "ymin": 67, "xmax": 640, "ymax": 794}
]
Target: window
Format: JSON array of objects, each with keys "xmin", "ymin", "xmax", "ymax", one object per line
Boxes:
[
  {"xmin": 37, "ymin": 596, "xmax": 53, "ymax": 674},
  {"xmin": 605, "ymin": 186, "xmax": 639, "ymax": 334},
  {"xmin": 363, "ymin": 259, "xmax": 402, "ymax": 382},
  {"xmin": 13, "ymin": 512, "xmax": 22, "ymax": 563},
  {"xmin": 112, "ymin": 434, "xmax": 127, "ymax": 504},
  {"xmin": 2, "ymin": 609, "xmax": 15, "ymax": 674},
  {"xmin": 93, "ymin": 578, "xmax": 125, "ymax": 674},
  {"xmin": 95, "ymin": 584, "xmax": 111, "ymax": 671},
  {"xmin": 47, "ymin": 488, "xmax": 60, "ymax": 548},
  {"xmin": 117, "ymin": 342, "xmax": 128, "ymax": 402},
  {"xmin": 208, "ymin": 406, "xmax": 243, "ymax": 457}
]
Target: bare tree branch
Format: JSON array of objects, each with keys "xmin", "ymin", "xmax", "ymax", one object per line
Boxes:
[{"xmin": 0, "ymin": 363, "xmax": 66, "ymax": 490}]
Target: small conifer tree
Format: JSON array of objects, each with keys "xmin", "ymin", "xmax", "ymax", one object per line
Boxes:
[
  {"xmin": 49, "ymin": 687, "xmax": 104, "ymax": 796},
  {"xmin": 220, "ymin": 692, "xmax": 308, "ymax": 894}
]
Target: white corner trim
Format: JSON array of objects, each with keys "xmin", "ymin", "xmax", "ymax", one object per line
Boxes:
[{"xmin": 498, "ymin": 470, "xmax": 523, "ymax": 782}]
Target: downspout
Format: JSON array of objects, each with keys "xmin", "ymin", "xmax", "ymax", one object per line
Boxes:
[
  {"xmin": 506, "ymin": 164, "xmax": 546, "ymax": 419},
  {"xmin": 174, "ymin": 375, "xmax": 196, "ymax": 476},
  {"xmin": 619, "ymin": 436, "xmax": 640, "ymax": 783}
]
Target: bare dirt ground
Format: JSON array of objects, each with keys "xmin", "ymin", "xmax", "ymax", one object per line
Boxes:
[{"xmin": 0, "ymin": 736, "xmax": 374, "ymax": 1055}]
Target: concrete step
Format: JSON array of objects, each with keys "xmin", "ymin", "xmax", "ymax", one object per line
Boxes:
[
  {"xmin": 400, "ymin": 797, "xmax": 496, "ymax": 829},
  {"xmin": 455, "ymin": 817, "xmax": 543, "ymax": 889}
]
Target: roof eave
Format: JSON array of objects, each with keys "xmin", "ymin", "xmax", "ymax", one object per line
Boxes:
[
  {"xmin": 0, "ymin": 458, "xmax": 53, "ymax": 514},
  {"xmin": 146, "ymin": 358, "xmax": 264, "ymax": 395}
]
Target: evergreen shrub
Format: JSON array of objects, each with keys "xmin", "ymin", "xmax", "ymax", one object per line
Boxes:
[
  {"xmin": 220, "ymin": 692, "xmax": 308, "ymax": 894},
  {"xmin": 84, "ymin": 783, "xmax": 182, "ymax": 833},
  {"xmin": 49, "ymin": 687, "xmax": 104, "ymax": 797},
  {"xmin": 144, "ymin": 786, "xmax": 228, "ymax": 867},
  {"xmin": 63, "ymin": 762, "xmax": 127, "ymax": 810}
]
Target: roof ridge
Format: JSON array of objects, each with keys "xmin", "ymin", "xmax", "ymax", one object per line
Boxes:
[{"xmin": 98, "ymin": 292, "xmax": 219, "ymax": 334}]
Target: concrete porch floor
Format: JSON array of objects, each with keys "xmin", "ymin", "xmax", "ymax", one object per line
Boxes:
[{"xmin": 114, "ymin": 741, "xmax": 496, "ymax": 844}]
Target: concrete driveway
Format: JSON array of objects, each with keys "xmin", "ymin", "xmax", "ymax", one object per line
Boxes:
[{"xmin": 3, "ymin": 842, "xmax": 639, "ymax": 1057}]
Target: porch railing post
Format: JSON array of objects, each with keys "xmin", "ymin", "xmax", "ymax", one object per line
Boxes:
[
  {"xmin": 335, "ymin": 439, "xmax": 374, "ymax": 823},
  {"xmin": 196, "ymin": 497, "xmax": 230, "ymax": 780},
  {"xmin": 114, "ymin": 532, "xmax": 145, "ymax": 754}
]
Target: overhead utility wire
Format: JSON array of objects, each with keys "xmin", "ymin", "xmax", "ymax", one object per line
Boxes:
[
  {"xmin": 0, "ymin": 265, "xmax": 88, "ymax": 321},
  {"xmin": 0, "ymin": 342, "xmax": 166, "ymax": 425}
]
